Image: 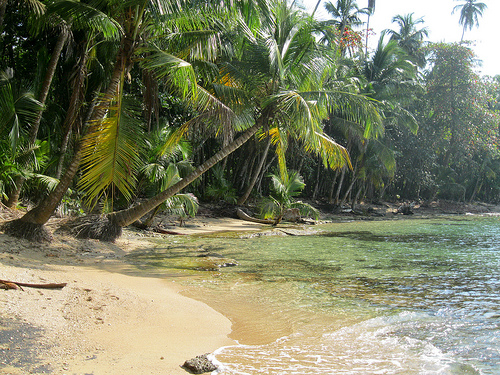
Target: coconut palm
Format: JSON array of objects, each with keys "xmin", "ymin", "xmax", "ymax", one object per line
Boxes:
[
  {"xmin": 135, "ymin": 127, "xmax": 198, "ymax": 227},
  {"xmin": 364, "ymin": 0, "xmax": 375, "ymax": 55},
  {"xmin": 331, "ymin": 33, "xmax": 420, "ymax": 206},
  {"xmin": 2, "ymin": 0, "xmax": 238, "ymax": 240},
  {"xmin": 385, "ymin": 13, "xmax": 428, "ymax": 67},
  {"xmin": 323, "ymin": 0, "xmax": 369, "ymax": 55},
  {"xmin": 452, "ymin": 0, "xmax": 487, "ymax": 42},
  {"xmin": 67, "ymin": 0, "xmax": 382, "ymax": 241},
  {"xmin": 234, "ymin": 0, "xmax": 381, "ymax": 204},
  {"xmin": 260, "ymin": 171, "xmax": 319, "ymax": 225},
  {"xmin": 5, "ymin": 0, "xmax": 122, "ymax": 207}
]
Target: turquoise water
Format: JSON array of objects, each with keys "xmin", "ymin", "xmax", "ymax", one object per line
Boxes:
[{"xmin": 126, "ymin": 215, "xmax": 500, "ymax": 374}]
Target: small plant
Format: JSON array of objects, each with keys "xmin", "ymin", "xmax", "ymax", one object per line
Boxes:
[{"xmin": 259, "ymin": 171, "xmax": 319, "ymax": 225}]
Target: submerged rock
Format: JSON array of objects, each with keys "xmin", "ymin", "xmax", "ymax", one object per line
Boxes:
[{"xmin": 181, "ymin": 353, "xmax": 218, "ymax": 374}]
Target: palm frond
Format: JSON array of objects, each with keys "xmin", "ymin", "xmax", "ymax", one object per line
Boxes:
[
  {"xmin": 290, "ymin": 201, "xmax": 320, "ymax": 219},
  {"xmin": 160, "ymin": 193, "xmax": 199, "ymax": 218},
  {"xmin": 269, "ymin": 127, "xmax": 288, "ymax": 181},
  {"xmin": 46, "ymin": 0, "xmax": 122, "ymax": 40},
  {"xmin": 314, "ymin": 131, "xmax": 352, "ymax": 170},
  {"xmin": 30, "ymin": 173, "xmax": 60, "ymax": 193},
  {"xmin": 79, "ymin": 96, "xmax": 144, "ymax": 205},
  {"xmin": 313, "ymin": 90, "xmax": 384, "ymax": 139},
  {"xmin": 259, "ymin": 195, "xmax": 281, "ymax": 220},
  {"xmin": 0, "ymin": 72, "xmax": 42, "ymax": 151},
  {"xmin": 139, "ymin": 47, "xmax": 197, "ymax": 99}
]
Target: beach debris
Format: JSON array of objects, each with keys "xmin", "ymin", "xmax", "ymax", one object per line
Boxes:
[
  {"xmin": 0, "ymin": 279, "xmax": 67, "ymax": 290},
  {"xmin": 153, "ymin": 226, "xmax": 187, "ymax": 235},
  {"xmin": 181, "ymin": 353, "xmax": 218, "ymax": 374},
  {"xmin": 395, "ymin": 202, "xmax": 415, "ymax": 215},
  {"xmin": 236, "ymin": 208, "xmax": 275, "ymax": 224}
]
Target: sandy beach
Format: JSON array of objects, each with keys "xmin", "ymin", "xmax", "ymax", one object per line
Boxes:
[
  {"xmin": 0, "ymin": 212, "xmax": 271, "ymax": 375},
  {"xmin": 1, "ymin": 201, "xmax": 499, "ymax": 374}
]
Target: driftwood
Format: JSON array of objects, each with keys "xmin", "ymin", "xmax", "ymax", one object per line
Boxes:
[
  {"xmin": 236, "ymin": 208, "xmax": 275, "ymax": 225},
  {"xmin": 153, "ymin": 227, "xmax": 187, "ymax": 235},
  {"xmin": 0, "ymin": 279, "xmax": 67, "ymax": 291},
  {"xmin": 131, "ymin": 220, "xmax": 186, "ymax": 235}
]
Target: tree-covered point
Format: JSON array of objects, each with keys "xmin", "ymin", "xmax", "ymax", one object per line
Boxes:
[{"xmin": 0, "ymin": 0, "xmax": 498, "ymax": 242}]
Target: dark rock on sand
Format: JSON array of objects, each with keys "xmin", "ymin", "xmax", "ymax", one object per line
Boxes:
[{"xmin": 181, "ymin": 353, "xmax": 218, "ymax": 374}]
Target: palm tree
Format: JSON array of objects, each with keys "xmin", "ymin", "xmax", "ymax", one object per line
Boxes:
[
  {"xmin": 363, "ymin": 32, "xmax": 420, "ymax": 105},
  {"xmin": 259, "ymin": 171, "xmax": 319, "ymax": 225},
  {"xmin": 4, "ymin": 0, "xmax": 121, "ymax": 208},
  {"xmin": 334, "ymin": 33, "xmax": 420, "ymax": 205},
  {"xmin": 452, "ymin": 0, "xmax": 487, "ymax": 42},
  {"xmin": 233, "ymin": 0, "xmax": 380, "ymax": 205},
  {"xmin": 2, "ymin": 0, "xmax": 237, "ymax": 241},
  {"xmin": 323, "ymin": 0, "xmax": 369, "ymax": 55},
  {"xmin": 67, "ymin": 0, "xmax": 382, "ymax": 241},
  {"xmin": 385, "ymin": 13, "xmax": 428, "ymax": 67},
  {"xmin": 365, "ymin": 0, "xmax": 375, "ymax": 56},
  {"xmin": 4, "ymin": 1, "xmax": 69, "ymax": 208}
]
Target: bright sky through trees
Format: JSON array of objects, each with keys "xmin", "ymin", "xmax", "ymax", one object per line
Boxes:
[{"xmin": 303, "ymin": 0, "xmax": 500, "ymax": 76}]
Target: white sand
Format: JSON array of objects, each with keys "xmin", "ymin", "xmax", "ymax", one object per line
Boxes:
[{"xmin": 0, "ymin": 215, "xmax": 268, "ymax": 374}]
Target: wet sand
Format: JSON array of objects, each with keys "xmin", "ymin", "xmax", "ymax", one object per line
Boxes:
[{"xmin": 0, "ymin": 216, "xmax": 269, "ymax": 374}]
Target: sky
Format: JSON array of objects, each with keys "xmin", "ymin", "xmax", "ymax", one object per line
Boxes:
[{"xmin": 302, "ymin": 0, "xmax": 500, "ymax": 77}]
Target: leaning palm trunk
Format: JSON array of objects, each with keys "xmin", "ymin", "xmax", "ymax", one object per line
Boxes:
[
  {"xmin": 2, "ymin": 147, "xmax": 82, "ymax": 241},
  {"xmin": 6, "ymin": 28, "xmax": 69, "ymax": 208},
  {"xmin": 71, "ymin": 121, "xmax": 262, "ymax": 241},
  {"xmin": 334, "ymin": 167, "xmax": 346, "ymax": 205},
  {"xmin": 55, "ymin": 45, "xmax": 89, "ymax": 179},
  {"xmin": 2, "ymin": 44, "xmax": 131, "ymax": 241}
]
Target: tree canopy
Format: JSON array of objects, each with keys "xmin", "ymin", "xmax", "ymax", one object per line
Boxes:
[{"xmin": 0, "ymin": 0, "xmax": 498, "ymax": 241}]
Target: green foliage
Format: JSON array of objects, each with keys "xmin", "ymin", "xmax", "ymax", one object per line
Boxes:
[
  {"xmin": 205, "ymin": 165, "xmax": 237, "ymax": 204},
  {"xmin": 260, "ymin": 171, "xmax": 319, "ymax": 222},
  {"xmin": 2, "ymin": 0, "xmax": 500, "ymax": 228},
  {"xmin": 79, "ymin": 96, "xmax": 145, "ymax": 207}
]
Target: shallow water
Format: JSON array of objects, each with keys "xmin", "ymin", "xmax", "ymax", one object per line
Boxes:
[{"xmin": 125, "ymin": 215, "xmax": 500, "ymax": 374}]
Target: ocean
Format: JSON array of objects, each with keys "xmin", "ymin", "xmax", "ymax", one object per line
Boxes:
[{"xmin": 126, "ymin": 215, "xmax": 500, "ymax": 374}]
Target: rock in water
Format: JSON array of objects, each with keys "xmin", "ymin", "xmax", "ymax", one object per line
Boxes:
[{"xmin": 181, "ymin": 353, "xmax": 218, "ymax": 374}]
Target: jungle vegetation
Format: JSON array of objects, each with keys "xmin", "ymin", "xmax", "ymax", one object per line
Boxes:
[{"xmin": 0, "ymin": 0, "xmax": 498, "ymax": 241}]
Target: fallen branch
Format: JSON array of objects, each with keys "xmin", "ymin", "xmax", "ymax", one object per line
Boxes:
[
  {"xmin": 154, "ymin": 227, "xmax": 187, "ymax": 235},
  {"xmin": 236, "ymin": 208, "xmax": 275, "ymax": 225},
  {"xmin": 0, "ymin": 279, "xmax": 67, "ymax": 290}
]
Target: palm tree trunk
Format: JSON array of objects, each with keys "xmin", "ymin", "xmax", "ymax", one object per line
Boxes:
[
  {"xmin": 312, "ymin": 0, "xmax": 322, "ymax": 17},
  {"xmin": 30, "ymin": 28, "xmax": 69, "ymax": 141},
  {"xmin": 5, "ymin": 27, "xmax": 69, "ymax": 208},
  {"xmin": 312, "ymin": 159, "xmax": 322, "ymax": 199},
  {"xmin": 340, "ymin": 160, "xmax": 359, "ymax": 207},
  {"xmin": 328, "ymin": 169, "xmax": 340, "ymax": 203},
  {"xmin": 2, "ymin": 146, "xmax": 83, "ymax": 241},
  {"xmin": 55, "ymin": 44, "xmax": 89, "ymax": 179},
  {"xmin": 3, "ymin": 39, "xmax": 132, "ymax": 239},
  {"xmin": 109, "ymin": 121, "xmax": 262, "ymax": 229},
  {"xmin": 334, "ymin": 167, "xmax": 346, "ymax": 205},
  {"xmin": 351, "ymin": 181, "xmax": 365, "ymax": 210},
  {"xmin": 340, "ymin": 176, "xmax": 357, "ymax": 207},
  {"xmin": 22, "ymin": 146, "xmax": 83, "ymax": 225},
  {"xmin": 256, "ymin": 154, "xmax": 277, "ymax": 193},
  {"xmin": 237, "ymin": 134, "xmax": 271, "ymax": 205}
]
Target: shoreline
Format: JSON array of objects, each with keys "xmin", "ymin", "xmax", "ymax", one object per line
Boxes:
[
  {"xmin": 1, "ymin": 201, "xmax": 499, "ymax": 374},
  {"xmin": 0, "ymin": 225, "xmax": 243, "ymax": 375}
]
